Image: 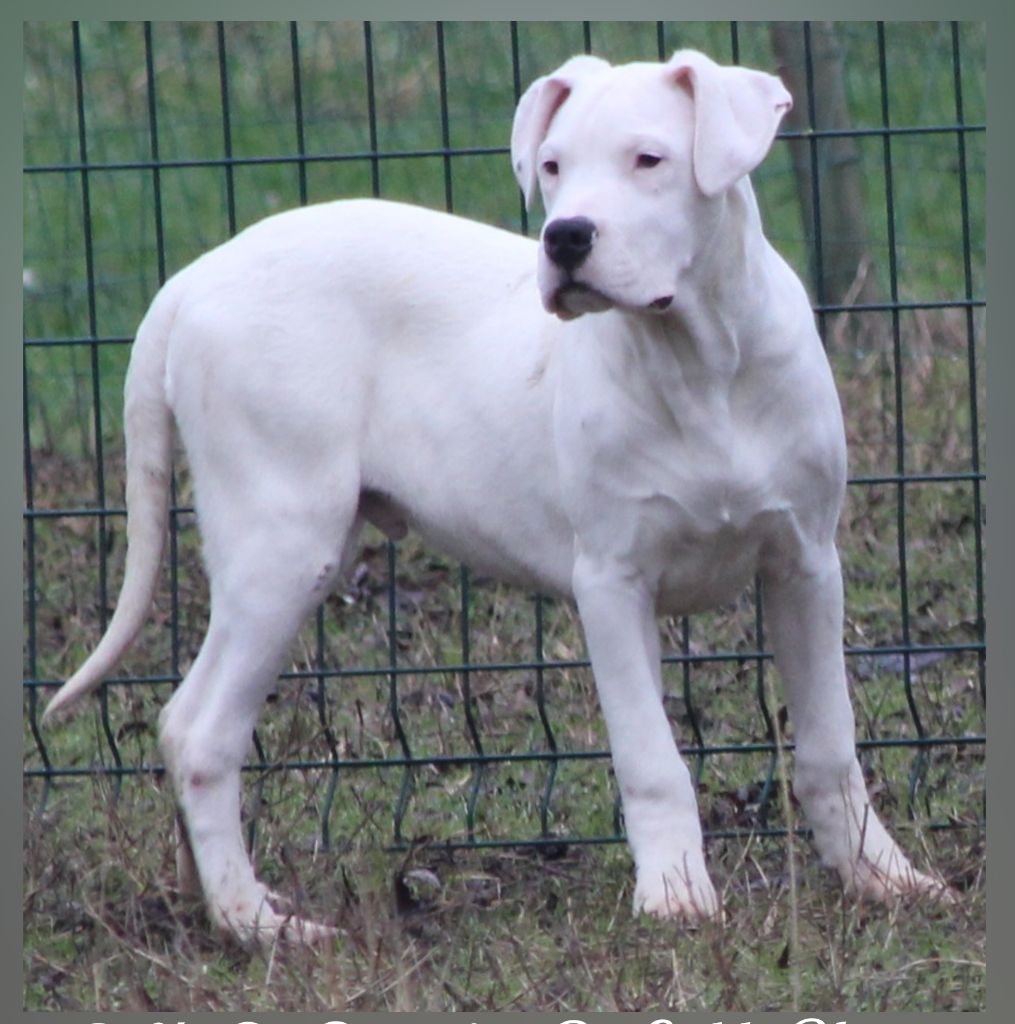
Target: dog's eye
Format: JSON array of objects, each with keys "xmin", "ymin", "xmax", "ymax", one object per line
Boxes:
[
  {"xmin": 541, "ymin": 159, "xmax": 559, "ymax": 176},
  {"xmin": 636, "ymin": 153, "xmax": 663, "ymax": 169}
]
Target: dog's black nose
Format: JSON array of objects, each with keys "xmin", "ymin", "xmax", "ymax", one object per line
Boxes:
[{"xmin": 543, "ymin": 216, "xmax": 596, "ymax": 271}]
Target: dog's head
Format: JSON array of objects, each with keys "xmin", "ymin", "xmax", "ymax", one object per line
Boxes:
[{"xmin": 511, "ymin": 50, "xmax": 792, "ymax": 320}]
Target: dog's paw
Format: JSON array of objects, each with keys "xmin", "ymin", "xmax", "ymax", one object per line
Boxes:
[
  {"xmin": 846, "ymin": 850, "xmax": 957, "ymax": 907},
  {"xmin": 272, "ymin": 913, "xmax": 340, "ymax": 946},
  {"xmin": 633, "ymin": 857, "xmax": 721, "ymax": 923},
  {"xmin": 212, "ymin": 887, "xmax": 338, "ymax": 947}
]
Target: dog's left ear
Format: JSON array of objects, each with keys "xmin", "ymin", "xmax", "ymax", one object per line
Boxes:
[
  {"xmin": 668, "ymin": 50, "xmax": 792, "ymax": 198},
  {"xmin": 511, "ymin": 55, "xmax": 611, "ymax": 210}
]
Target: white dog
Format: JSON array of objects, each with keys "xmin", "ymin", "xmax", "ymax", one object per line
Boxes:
[{"xmin": 44, "ymin": 50, "xmax": 947, "ymax": 944}]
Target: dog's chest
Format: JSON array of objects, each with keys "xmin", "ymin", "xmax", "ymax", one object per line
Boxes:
[
  {"xmin": 559, "ymin": 365, "xmax": 795, "ymax": 612},
  {"xmin": 630, "ymin": 429, "xmax": 785, "ymax": 611}
]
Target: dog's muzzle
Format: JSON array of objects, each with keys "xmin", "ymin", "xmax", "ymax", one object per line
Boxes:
[
  {"xmin": 542, "ymin": 216, "xmax": 607, "ymax": 319},
  {"xmin": 541, "ymin": 217, "xmax": 673, "ymax": 319}
]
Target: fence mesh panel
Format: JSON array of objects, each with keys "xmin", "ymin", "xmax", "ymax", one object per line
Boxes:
[{"xmin": 23, "ymin": 21, "xmax": 985, "ymax": 857}]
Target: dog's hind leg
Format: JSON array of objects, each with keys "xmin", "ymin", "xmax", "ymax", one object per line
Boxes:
[{"xmin": 158, "ymin": 482, "xmax": 361, "ymax": 946}]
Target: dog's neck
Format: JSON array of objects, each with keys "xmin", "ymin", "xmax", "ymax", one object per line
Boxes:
[{"xmin": 659, "ymin": 179, "xmax": 779, "ymax": 377}]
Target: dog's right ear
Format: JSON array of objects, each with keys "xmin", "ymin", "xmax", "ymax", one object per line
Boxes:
[{"xmin": 511, "ymin": 55, "xmax": 610, "ymax": 210}]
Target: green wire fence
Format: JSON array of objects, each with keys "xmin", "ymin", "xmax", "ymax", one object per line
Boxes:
[{"xmin": 23, "ymin": 20, "xmax": 985, "ymax": 858}]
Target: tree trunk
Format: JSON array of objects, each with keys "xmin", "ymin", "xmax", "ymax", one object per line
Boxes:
[{"xmin": 770, "ymin": 22, "xmax": 882, "ymax": 316}]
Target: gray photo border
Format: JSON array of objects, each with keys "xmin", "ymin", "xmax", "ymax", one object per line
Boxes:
[{"xmin": 8, "ymin": 1, "xmax": 1009, "ymax": 1022}]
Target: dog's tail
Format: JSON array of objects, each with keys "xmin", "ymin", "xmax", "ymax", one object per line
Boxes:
[{"xmin": 43, "ymin": 285, "xmax": 178, "ymax": 723}]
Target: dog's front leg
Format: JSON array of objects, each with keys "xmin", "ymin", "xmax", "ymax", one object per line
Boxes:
[
  {"xmin": 573, "ymin": 553, "xmax": 720, "ymax": 921},
  {"xmin": 763, "ymin": 548, "xmax": 950, "ymax": 900}
]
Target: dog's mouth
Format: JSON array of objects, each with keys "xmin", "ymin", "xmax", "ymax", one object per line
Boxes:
[
  {"xmin": 550, "ymin": 282, "xmax": 613, "ymax": 320},
  {"xmin": 550, "ymin": 283, "xmax": 674, "ymax": 321}
]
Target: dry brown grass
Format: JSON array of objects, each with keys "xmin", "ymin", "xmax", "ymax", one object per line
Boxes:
[{"xmin": 24, "ymin": 768, "xmax": 984, "ymax": 1013}]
